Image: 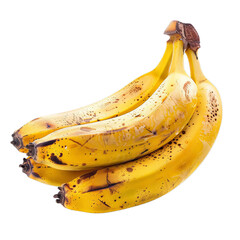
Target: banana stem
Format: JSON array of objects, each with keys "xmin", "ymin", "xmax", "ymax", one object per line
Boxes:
[
  {"xmin": 154, "ymin": 41, "xmax": 173, "ymax": 76},
  {"xmin": 169, "ymin": 39, "xmax": 186, "ymax": 75},
  {"xmin": 186, "ymin": 49, "xmax": 206, "ymax": 84}
]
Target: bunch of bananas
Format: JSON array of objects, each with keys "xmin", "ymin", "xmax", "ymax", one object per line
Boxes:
[{"xmin": 12, "ymin": 21, "xmax": 222, "ymax": 213}]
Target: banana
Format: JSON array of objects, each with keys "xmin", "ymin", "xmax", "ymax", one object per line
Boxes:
[
  {"xmin": 19, "ymin": 157, "xmax": 90, "ymax": 186},
  {"xmin": 27, "ymin": 38, "xmax": 198, "ymax": 170},
  {"xmin": 11, "ymin": 42, "xmax": 173, "ymax": 153},
  {"xmin": 53, "ymin": 25, "xmax": 222, "ymax": 213}
]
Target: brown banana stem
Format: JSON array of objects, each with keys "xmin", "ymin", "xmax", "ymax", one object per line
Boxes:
[{"xmin": 164, "ymin": 20, "xmax": 200, "ymax": 52}]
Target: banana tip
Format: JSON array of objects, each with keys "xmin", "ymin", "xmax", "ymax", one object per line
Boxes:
[
  {"xmin": 11, "ymin": 132, "xmax": 23, "ymax": 150},
  {"xmin": 54, "ymin": 186, "xmax": 66, "ymax": 206},
  {"xmin": 19, "ymin": 158, "xmax": 32, "ymax": 176},
  {"xmin": 26, "ymin": 143, "xmax": 36, "ymax": 158}
]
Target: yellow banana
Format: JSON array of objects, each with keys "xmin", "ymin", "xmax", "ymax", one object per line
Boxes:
[
  {"xmin": 53, "ymin": 28, "xmax": 222, "ymax": 213},
  {"xmin": 27, "ymin": 38, "xmax": 197, "ymax": 170},
  {"xmin": 11, "ymin": 42, "xmax": 173, "ymax": 153},
  {"xmin": 19, "ymin": 157, "xmax": 90, "ymax": 186}
]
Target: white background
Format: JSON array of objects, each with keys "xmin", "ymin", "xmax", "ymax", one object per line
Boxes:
[{"xmin": 0, "ymin": 1, "xmax": 239, "ymax": 240}]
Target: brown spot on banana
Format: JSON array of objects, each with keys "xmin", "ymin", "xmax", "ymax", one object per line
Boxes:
[
  {"xmin": 69, "ymin": 136, "xmax": 94, "ymax": 148},
  {"xmin": 31, "ymin": 172, "xmax": 41, "ymax": 178},
  {"xmin": 84, "ymin": 146, "xmax": 97, "ymax": 152},
  {"xmin": 98, "ymin": 199, "xmax": 111, "ymax": 208},
  {"xmin": 139, "ymin": 135, "xmax": 152, "ymax": 140},
  {"xmin": 80, "ymin": 170, "xmax": 98, "ymax": 180},
  {"xmin": 104, "ymin": 127, "xmax": 127, "ymax": 135},
  {"xmin": 76, "ymin": 170, "xmax": 98, "ymax": 184},
  {"xmin": 50, "ymin": 153, "xmax": 67, "ymax": 165},
  {"xmin": 140, "ymin": 149, "xmax": 149, "ymax": 155},
  {"xmin": 113, "ymin": 99, "xmax": 119, "ymax": 103},
  {"xmin": 84, "ymin": 118, "xmax": 93, "ymax": 123},
  {"xmin": 144, "ymin": 127, "xmax": 153, "ymax": 134},
  {"xmin": 64, "ymin": 184, "xmax": 74, "ymax": 190},
  {"xmin": 69, "ymin": 138, "xmax": 83, "ymax": 146},
  {"xmin": 83, "ymin": 181, "xmax": 124, "ymax": 193},
  {"xmin": 46, "ymin": 123, "xmax": 53, "ymax": 128},
  {"xmin": 162, "ymin": 96, "xmax": 167, "ymax": 103},
  {"xmin": 129, "ymin": 86, "xmax": 142, "ymax": 94},
  {"xmin": 126, "ymin": 168, "xmax": 133, "ymax": 172},
  {"xmin": 209, "ymin": 91, "xmax": 217, "ymax": 106},
  {"xmin": 178, "ymin": 112, "xmax": 185, "ymax": 119},
  {"xmin": 80, "ymin": 127, "xmax": 96, "ymax": 132},
  {"xmin": 36, "ymin": 140, "xmax": 57, "ymax": 147},
  {"xmin": 183, "ymin": 81, "xmax": 191, "ymax": 101}
]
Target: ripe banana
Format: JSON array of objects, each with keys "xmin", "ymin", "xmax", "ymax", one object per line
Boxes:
[
  {"xmin": 27, "ymin": 38, "xmax": 198, "ymax": 170},
  {"xmin": 20, "ymin": 157, "xmax": 90, "ymax": 186},
  {"xmin": 53, "ymin": 42, "xmax": 222, "ymax": 213},
  {"xmin": 11, "ymin": 42, "xmax": 173, "ymax": 153}
]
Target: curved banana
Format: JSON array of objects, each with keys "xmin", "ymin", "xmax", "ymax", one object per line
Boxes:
[
  {"xmin": 27, "ymin": 38, "xmax": 198, "ymax": 170},
  {"xmin": 11, "ymin": 42, "xmax": 173, "ymax": 153},
  {"xmin": 19, "ymin": 157, "xmax": 90, "ymax": 186},
  {"xmin": 53, "ymin": 44, "xmax": 222, "ymax": 213}
]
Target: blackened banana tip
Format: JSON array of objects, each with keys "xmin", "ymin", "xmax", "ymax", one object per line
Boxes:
[
  {"xmin": 11, "ymin": 132, "xmax": 23, "ymax": 150},
  {"xmin": 26, "ymin": 143, "xmax": 36, "ymax": 158},
  {"xmin": 19, "ymin": 158, "xmax": 32, "ymax": 176},
  {"xmin": 54, "ymin": 186, "xmax": 65, "ymax": 206}
]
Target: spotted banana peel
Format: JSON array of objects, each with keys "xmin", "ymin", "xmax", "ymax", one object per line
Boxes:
[
  {"xmin": 53, "ymin": 21, "xmax": 222, "ymax": 213},
  {"xmin": 26, "ymin": 38, "xmax": 197, "ymax": 170},
  {"xmin": 11, "ymin": 41, "xmax": 173, "ymax": 153}
]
